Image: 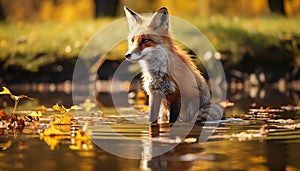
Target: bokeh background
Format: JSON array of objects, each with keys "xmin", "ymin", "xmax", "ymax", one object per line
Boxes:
[{"xmin": 0, "ymin": 0, "xmax": 299, "ymax": 84}]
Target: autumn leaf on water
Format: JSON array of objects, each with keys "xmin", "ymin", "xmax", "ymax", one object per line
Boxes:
[
  {"xmin": 53, "ymin": 115, "xmax": 72, "ymax": 125},
  {"xmin": 53, "ymin": 103, "xmax": 67, "ymax": 113},
  {"xmin": 69, "ymin": 105, "xmax": 82, "ymax": 111},
  {"xmin": 0, "ymin": 86, "xmax": 34, "ymax": 113},
  {"xmin": 53, "ymin": 103, "xmax": 82, "ymax": 114},
  {"xmin": 28, "ymin": 111, "xmax": 43, "ymax": 117}
]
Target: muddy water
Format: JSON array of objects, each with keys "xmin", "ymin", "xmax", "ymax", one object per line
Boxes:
[{"xmin": 0, "ymin": 87, "xmax": 300, "ymax": 171}]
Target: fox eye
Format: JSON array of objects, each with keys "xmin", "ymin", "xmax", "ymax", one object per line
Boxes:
[
  {"xmin": 130, "ymin": 38, "xmax": 134, "ymax": 43},
  {"xmin": 141, "ymin": 38, "xmax": 150, "ymax": 44}
]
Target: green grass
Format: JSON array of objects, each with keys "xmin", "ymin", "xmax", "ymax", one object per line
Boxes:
[
  {"xmin": 0, "ymin": 19, "xmax": 113, "ymax": 72},
  {"xmin": 0, "ymin": 15, "xmax": 299, "ymax": 72},
  {"xmin": 190, "ymin": 15, "xmax": 299, "ymax": 48}
]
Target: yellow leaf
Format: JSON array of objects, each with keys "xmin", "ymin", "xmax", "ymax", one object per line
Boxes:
[
  {"xmin": 0, "ymin": 87, "xmax": 33, "ymax": 112},
  {"xmin": 28, "ymin": 111, "xmax": 43, "ymax": 117},
  {"xmin": 53, "ymin": 115, "xmax": 72, "ymax": 125},
  {"xmin": 0, "ymin": 87, "xmax": 16, "ymax": 100},
  {"xmin": 53, "ymin": 117, "xmax": 62, "ymax": 124},
  {"xmin": 53, "ymin": 104, "xmax": 81, "ymax": 113},
  {"xmin": 69, "ymin": 105, "xmax": 82, "ymax": 111},
  {"xmin": 61, "ymin": 115, "xmax": 71, "ymax": 124},
  {"xmin": 53, "ymin": 103, "xmax": 67, "ymax": 113},
  {"xmin": 0, "ymin": 87, "xmax": 11, "ymax": 95},
  {"xmin": 42, "ymin": 124, "xmax": 64, "ymax": 136}
]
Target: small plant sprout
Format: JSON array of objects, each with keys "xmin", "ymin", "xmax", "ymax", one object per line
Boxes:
[{"xmin": 0, "ymin": 87, "xmax": 34, "ymax": 113}]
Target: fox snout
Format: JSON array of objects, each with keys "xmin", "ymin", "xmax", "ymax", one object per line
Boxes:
[
  {"xmin": 125, "ymin": 50, "xmax": 144, "ymax": 61},
  {"xmin": 125, "ymin": 52, "xmax": 132, "ymax": 59},
  {"xmin": 125, "ymin": 51, "xmax": 139, "ymax": 61},
  {"xmin": 125, "ymin": 46, "xmax": 141, "ymax": 61}
]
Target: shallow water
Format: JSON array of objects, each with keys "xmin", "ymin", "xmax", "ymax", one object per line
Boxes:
[
  {"xmin": 2, "ymin": 116, "xmax": 300, "ymax": 171},
  {"xmin": 0, "ymin": 87, "xmax": 300, "ymax": 171}
]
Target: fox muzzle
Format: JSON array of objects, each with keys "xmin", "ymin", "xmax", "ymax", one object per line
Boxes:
[{"xmin": 125, "ymin": 53, "xmax": 132, "ymax": 59}]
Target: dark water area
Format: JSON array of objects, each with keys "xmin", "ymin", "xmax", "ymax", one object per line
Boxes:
[
  {"xmin": 3, "ymin": 132, "xmax": 300, "ymax": 171},
  {"xmin": 0, "ymin": 84, "xmax": 300, "ymax": 171}
]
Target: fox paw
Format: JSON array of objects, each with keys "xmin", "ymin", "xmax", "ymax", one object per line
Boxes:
[{"xmin": 197, "ymin": 103, "xmax": 225, "ymax": 122}]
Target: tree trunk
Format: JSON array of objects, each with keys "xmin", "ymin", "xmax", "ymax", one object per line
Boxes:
[
  {"xmin": 94, "ymin": 0, "xmax": 119, "ymax": 18},
  {"xmin": 0, "ymin": 1, "xmax": 6, "ymax": 21},
  {"xmin": 268, "ymin": 0, "xmax": 286, "ymax": 16}
]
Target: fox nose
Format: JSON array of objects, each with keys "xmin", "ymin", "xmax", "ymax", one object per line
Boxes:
[{"xmin": 125, "ymin": 53, "xmax": 132, "ymax": 59}]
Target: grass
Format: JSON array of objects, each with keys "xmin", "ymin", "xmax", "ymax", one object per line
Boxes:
[
  {"xmin": 0, "ymin": 15, "xmax": 300, "ymax": 72},
  {"xmin": 189, "ymin": 15, "xmax": 300, "ymax": 65},
  {"xmin": 0, "ymin": 19, "xmax": 113, "ymax": 72}
]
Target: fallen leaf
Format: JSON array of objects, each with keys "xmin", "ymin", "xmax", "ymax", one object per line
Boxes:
[
  {"xmin": 28, "ymin": 111, "xmax": 43, "ymax": 117},
  {"xmin": 53, "ymin": 103, "xmax": 67, "ymax": 113},
  {"xmin": 53, "ymin": 103, "xmax": 82, "ymax": 114}
]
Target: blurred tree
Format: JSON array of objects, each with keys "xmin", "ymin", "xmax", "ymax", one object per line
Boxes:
[
  {"xmin": 122, "ymin": 0, "xmax": 158, "ymax": 13},
  {"xmin": 39, "ymin": 0, "xmax": 93, "ymax": 21},
  {"xmin": 0, "ymin": 1, "xmax": 5, "ymax": 21},
  {"xmin": 285, "ymin": 0, "xmax": 300, "ymax": 17},
  {"xmin": 268, "ymin": 0, "xmax": 286, "ymax": 15},
  {"xmin": 94, "ymin": 0, "xmax": 119, "ymax": 17},
  {"xmin": 207, "ymin": 0, "xmax": 268, "ymax": 17}
]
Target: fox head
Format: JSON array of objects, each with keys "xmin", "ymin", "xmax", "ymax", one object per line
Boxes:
[{"xmin": 124, "ymin": 6, "xmax": 171, "ymax": 62}]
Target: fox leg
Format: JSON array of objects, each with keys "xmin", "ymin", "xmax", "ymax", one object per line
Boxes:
[
  {"xmin": 198, "ymin": 103, "xmax": 225, "ymax": 122},
  {"xmin": 169, "ymin": 98, "xmax": 180, "ymax": 122},
  {"xmin": 149, "ymin": 90, "xmax": 166, "ymax": 123}
]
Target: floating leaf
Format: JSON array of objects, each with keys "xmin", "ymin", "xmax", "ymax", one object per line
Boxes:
[
  {"xmin": 69, "ymin": 105, "xmax": 82, "ymax": 111},
  {"xmin": 53, "ymin": 103, "xmax": 67, "ymax": 113},
  {"xmin": 0, "ymin": 110, "xmax": 7, "ymax": 118},
  {"xmin": 61, "ymin": 115, "xmax": 71, "ymax": 124},
  {"xmin": 53, "ymin": 103, "xmax": 82, "ymax": 114},
  {"xmin": 53, "ymin": 115, "xmax": 72, "ymax": 125},
  {"xmin": 28, "ymin": 111, "xmax": 43, "ymax": 117}
]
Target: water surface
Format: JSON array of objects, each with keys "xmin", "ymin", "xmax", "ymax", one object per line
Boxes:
[{"xmin": 0, "ymin": 86, "xmax": 300, "ymax": 171}]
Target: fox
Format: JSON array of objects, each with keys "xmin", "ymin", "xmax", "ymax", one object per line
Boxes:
[{"xmin": 124, "ymin": 6, "xmax": 224, "ymax": 123}]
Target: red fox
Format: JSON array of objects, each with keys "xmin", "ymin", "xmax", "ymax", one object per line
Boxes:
[{"xmin": 124, "ymin": 6, "xmax": 223, "ymax": 123}]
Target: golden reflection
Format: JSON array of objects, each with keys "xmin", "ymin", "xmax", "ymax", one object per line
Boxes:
[
  {"xmin": 53, "ymin": 115, "xmax": 72, "ymax": 125},
  {"xmin": 42, "ymin": 135, "xmax": 62, "ymax": 150},
  {"xmin": 40, "ymin": 124, "xmax": 64, "ymax": 137},
  {"xmin": 69, "ymin": 129, "xmax": 93, "ymax": 150},
  {"xmin": 54, "ymin": 124, "xmax": 71, "ymax": 132},
  {"xmin": 40, "ymin": 122, "xmax": 92, "ymax": 151},
  {"xmin": 0, "ymin": 139, "xmax": 12, "ymax": 151},
  {"xmin": 40, "ymin": 123, "xmax": 65, "ymax": 150}
]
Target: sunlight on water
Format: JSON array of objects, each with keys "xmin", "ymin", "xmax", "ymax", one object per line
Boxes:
[{"xmin": 0, "ymin": 87, "xmax": 300, "ymax": 170}]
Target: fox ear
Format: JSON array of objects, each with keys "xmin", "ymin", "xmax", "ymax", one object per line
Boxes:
[
  {"xmin": 124, "ymin": 6, "xmax": 142, "ymax": 30},
  {"xmin": 149, "ymin": 7, "xmax": 169, "ymax": 32}
]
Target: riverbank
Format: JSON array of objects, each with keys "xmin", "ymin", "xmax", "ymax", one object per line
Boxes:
[{"xmin": 0, "ymin": 15, "xmax": 299, "ymax": 83}]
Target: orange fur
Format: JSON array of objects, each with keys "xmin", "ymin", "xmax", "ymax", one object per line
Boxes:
[{"xmin": 124, "ymin": 6, "xmax": 210, "ymax": 122}]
